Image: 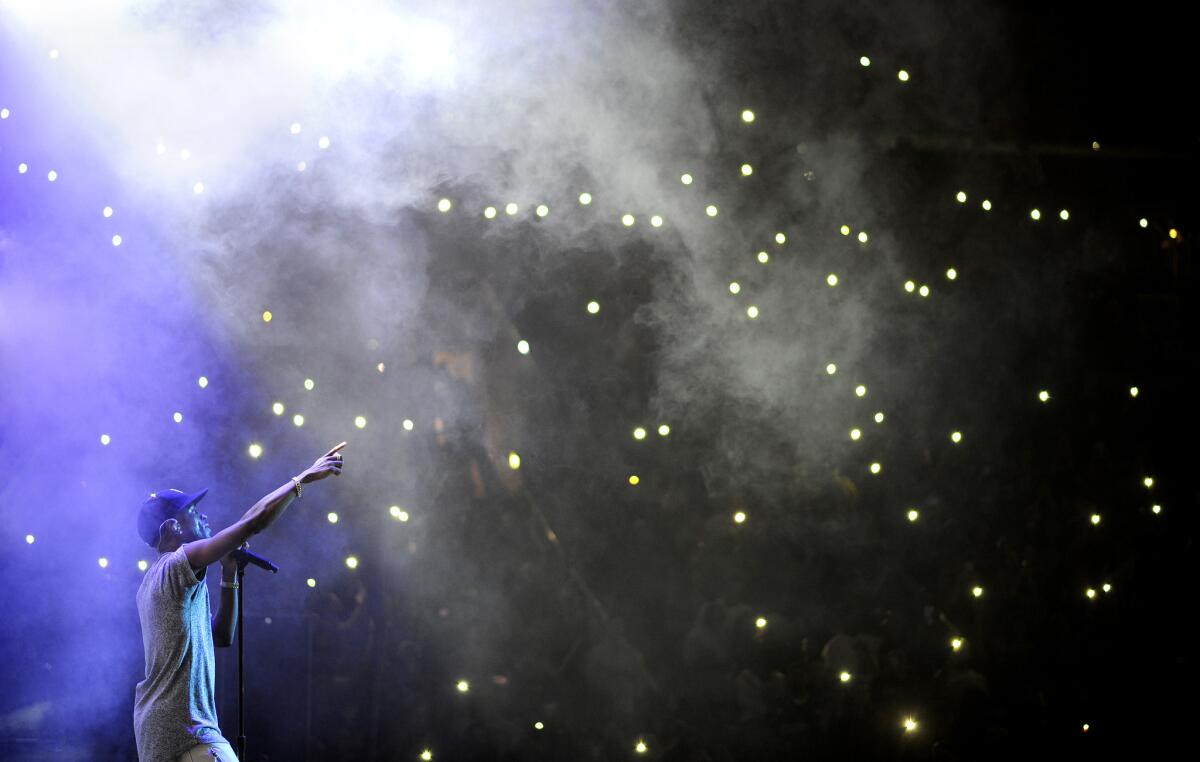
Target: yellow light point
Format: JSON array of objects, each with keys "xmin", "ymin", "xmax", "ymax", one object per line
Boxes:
[
  {"xmin": 840, "ymin": 225, "xmax": 851, "ymax": 236},
  {"xmin": 1142, "ymin": 476, "xmax": 1153, "ymax": 488},
  {"xmin": 658, "ymin": 424, "xmax": 670, "ymax": 436},
  {"xmin": 971, "ymin": 586, "xmax": 984, "ymax": 598},
  {"xmin": 508, "ymin": 452, "xmax": 521, "ymax": 470},
  {"xmin": 1102, "ymin": 583, "xmax": 1112, "ymax": 593},
  {"xmin": 1082, "ymin": 724, "xmax": 1090, "ymax": 733},
  {"xmin": 855, "ymin": 385, "xmax": 867, "ymax": 397},
  {"xmin": 327, "ymin": 512, "xmax": 339, "ymax": 524},
  {"xmin": 706, "ymin": 205, "xmax": 719, "ymax": 217},
  {"xmin": 741, "ymin": 109, "xmax": 755, "ymax": 123},
  {"xmin": 98, "ymin": 557, "xmax": 108, "ymax": 568},
  {"xmin": 746, "ymin": 305, "xmax": 760, "ymax": 319},
  {"xmin": 1139, "ymin": 218, "xmax": 1148, "ymax": 228},
  {"xmin": 946, "ymin": 268, "xmax": 957, "ymax": 280},
  {"xmin": 635, "ymin": 740, "xmax": 648, "ymax": 754},
  {"xmin": 898, "ymin": 69, "xmax": 910, "ymax": 82},
  {"xmin": 729, "ymin": 281, "xmax": 741, "ymax": 294},
  {"xmin": 536, "ymin": 204, "xmax": 549, "ymax": 217},
  {"xmin": 345, "ymin": 555, "xmax": 359, "ymax": 570},
  {"xmin": 578, "ymin": 192, "xmax": 592, "ymax": 205},
  {"xmin": 981, "ymin": 199, "xmax": 992, "ymax": 211},
  {"xmin": 919, "ymin": 285, "xmax": 930, "ymax": 298},
  {"xmin": 741, "ymin": 164, "xmax": 753, "ymax": 176},
  {"xmin": 903, "ymin": 717, "xmax": 918, "ymax": 733},
  {"xmin": 1085, "ymin": 588, "xmax": 1096, "ymax": 599},
  {"xmin": 587, "ymin": 300, "xmax": 600, "ymax": 314},
  {"xmin": 1059, "ymin": 209, "xmax": 1069, "ymax": 221},
  {"xmin": 874, "ymin": 412, "xmax": 884, "ymax": 423},
  {"xmin": 390, "ymin": 506, "xmax": 411, "ymax": 522},
  {"xmin": 826, "ymin": 363, "xmax": 837, "ymax": 375},
  {"xmin": 755, "ymin": 617, "xmax": 767, "ymax": 629},
  {"xmin": 248, "ymin": 443, "xmax": 263, "ymax": 459},
  {"xmin": 25, "ymin": 534, "xmax": 34, "ymax": 544},
  {"xmin": 1030, "ymin": 208, "xmax": 1041, "ymax": 221},
  {"xmin": 733, "ymin": 511, "xmax": 747, "ymax": 524},
  {"xmin": 1038, "ymin": 390, "xmax": 1050, "ymax": 403},
  {"xmin": 1169, "ymin": 228, "xmax": 1178, "ymax": 239},
  {"xmin": 1090, "ymin": 513, "xmax": 1101, "ymax": 526},
  {"xmin": 138, "ymin": 560, "xmax": 149, "ymax": 572},
  {"xmin": 628, "ymin": 474, "xmax": 640, "ymax": 486},
  {"xmin": 437, "ymin": 198, "xmax": 452, "ymax": 213},
  {"xmin": 112, "ymin": 234, "xmax": 123, "ymax": 247},
  {"xmin": 484, "ymin": 206, "xmax": 497, "ymax": 219},
  {"xmin": 198, "ymin": 376, "xmax": 209, "ymax": 388},
  {"xmin": 860, "ymin": 55, "xmax": 871, "ymax": 67},
  {"xmin": 775, "ymin": 232, "xmax": 786, "ymax": 244},
  {"xmin": 681, "ymin": 173, "xmax": 694, "ymax": 185},
  {"xmin": 307, "ymin": 578, "xmax": 316, "ymax": 588},
  {"xmin": 1129, "ymin": 386, "xmax": 1139, "ymax": 397},
  {"xmin": 956, "ymin": 191, "xmax": 967, "ymax": 203},
  {"xmin": 633, "ymin": 427, "xmax": 647, "ymax": 440},
  {"xmin": 904, "ymin": 280, "xmax": 915, "ymax": 293},
  {"xmin": 869, "ymin": 462, "xmax": 881, "ymax": 474},
  {"xmin": 907, "ymin": 509, "xmax": 919, "ymax": 522},
  {"xmin": 621, "ymin": 214, "xmax": 635, "ymax": 227},
  {"xmin": 850, "ymin": 428, "xmax": 862, "ymax": 441},
  {"xmin": 355, "ymin": 415, "xmax": 367, "ymax": 429},
  {"xmin": 272, "ymin": 402, "xmax": 285, "ymax": 415},
  {"xmin": 173, "ymin": 412, "xmax": 183, "ymax": 423},
  {"xmin": 1092, "ymin": 141, "xmax": 1100, "ymax": 151},
  {"xmin": 857, "ymin": 231, "xmax": 868, "ymax": 244},
  {"xmin": 262, "ymin": 310, "xmax": 273, "ymax": 323},
  {"xmin": 517, "ymin": 339, "xmax": 530, "ymax": 355},
  {"xmin": 420, "ymin": 751, "xmax": 433, "ymax": 761},
  {"xmin": 838, "ymin": 671, "xmax": 853, "ymax": 683},
  {"xmin": 100, "ymin": 434, "xmax": 111, "ymax": 446},
  {"xmin": 757, "ymin": 251, "xmax": 770, "ymax": 264},
  {"xmin": 1151, "ymin": 504, "xmax": 1161, "ymax": 515},
  {"xmin": 950, "ymin": 431, "xmax": 962, "ymax": 444},
  {"xmin": 293, "ymin": 414, "xmax": 305, "ymax": 427},
  {"xmin": 456, "ymin": 680, "xmax": 469, "ymax": 693},
  {"xmin": 304, "ymin": 378, "xmax": 315, "ymax": 390},
  {"xmin": 402, "ymin": 418, "xmax": 414, "ymax": 431},
  {"xmin": 951, "ymin": 637, "xmax": 963, "ymax": 651},
  {"xmin": 827, "ymin": 273, "xmax": 839, "ymax": 287},
  {"xmin": 534, "ymin": 721, "xmax": 544, "ymax": 730},
  {"xmin": 650, "ymin": 215, "xmax": 664, "ymax": 227}
]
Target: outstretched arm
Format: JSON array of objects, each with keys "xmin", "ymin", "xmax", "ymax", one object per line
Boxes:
[{"xmin": 184, "ymin": 441, "xmax": 347, "ymax": 572}]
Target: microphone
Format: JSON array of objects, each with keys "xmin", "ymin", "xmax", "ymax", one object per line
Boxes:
[{"xmin": 232, "ymin": 547, "xmax": 279, "ymax": 573}]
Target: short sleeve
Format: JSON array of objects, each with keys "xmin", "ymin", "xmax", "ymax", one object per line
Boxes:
[{"xmin": 155, "ymin": 546, "xmax": 202, "ymax": 601}]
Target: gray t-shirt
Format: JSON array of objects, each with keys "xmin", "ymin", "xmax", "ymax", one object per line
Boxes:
[{"xmin": 134, "ymin": 546, "xmax": 230, "ymax": 762}]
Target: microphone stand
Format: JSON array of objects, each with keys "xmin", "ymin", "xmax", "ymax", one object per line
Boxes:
[{"xmin": 235, "ymin": 553, "xmax": 278, "ymax": 762}]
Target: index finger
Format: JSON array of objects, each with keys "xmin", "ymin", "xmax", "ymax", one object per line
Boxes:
[{"xmin": 324, "ymin": 441, "xmax": 348, "ymax": 457}]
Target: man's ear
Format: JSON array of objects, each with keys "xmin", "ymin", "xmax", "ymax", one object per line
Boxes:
[{"xmin": 157, "ymin": 518, "xmax": 181, "ymax": 544}]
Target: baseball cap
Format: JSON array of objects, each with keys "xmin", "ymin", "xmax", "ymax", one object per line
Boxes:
[{"xmin": 137, "ymin": 487, "xmax": 209, "ymax": 547}]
